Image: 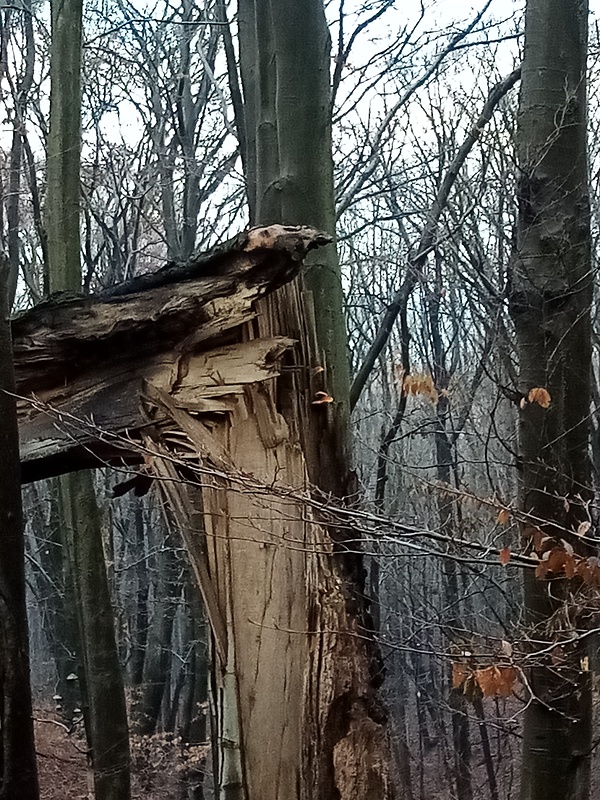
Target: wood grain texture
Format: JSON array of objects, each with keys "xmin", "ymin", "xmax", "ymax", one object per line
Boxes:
[{"xmin": 15, "ymin": 225, "xmax": 329, "ymax": 480}]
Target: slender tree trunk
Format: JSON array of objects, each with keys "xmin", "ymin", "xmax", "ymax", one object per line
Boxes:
[
  {"xmin": 6, "ymin": 0, "xmax": 35, "ymax": 309},
  {"xmin": 28, "ymin": 480, "xmax": 81, "ymax": 724},
  {"xmin": 176, "ymin": 584, "xmax": 208, "ymax": 800},
  {"xmin": 61, "ymin": 472, "xmax": 131, "ymax": 800},
  {"xmin": 129, "ymin": 500, "xmax": 149, "ymax": 687},
  {"xmin": 430, "ymin": 260, "xmax": 472, "ymax": 800},
  {"xmin": 46, "ymin": 0, "xmax": 131, "ymax": 796},
  {"xmin": 510, "ymin": 1, "xmax": 593, "ymax": 798},
  {"xmin": 132, "ymin": 526, "xmax": 180, "ymax": 736},
  {"xmin": 0, "ymin": 257, "xmax": 38, "ymax": 799},
  {"xmin": 46, "ymin": 0, "xmax": 83, "ymax": 294}
]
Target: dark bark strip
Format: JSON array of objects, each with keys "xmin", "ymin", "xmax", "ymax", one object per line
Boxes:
[
  {"xmin": 0, "ymin": 257, "xmax": 39, "ymax": 800},
  {"xmin": 509, "ymin": 1, "xmax": 593, "ymax": 798}
]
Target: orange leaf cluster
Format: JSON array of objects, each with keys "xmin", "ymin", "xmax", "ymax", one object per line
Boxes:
[
  {"xmin": 524, "ymin": 386, "xmax": 551, "ymax": 409},
  {"xmin": 535, "ymin": 546, "xmax": 600, "ymax": 584},
  {"xmin": 452, "ymin": 663, "xmax": 519, "ymax": 699},
  {"xmin": 403, "ymin": 372, "xmax": 438, "ymax": 403},
  {"xmin": 474, "ymin": 666, "xmax": 518, "ymax": 697}
]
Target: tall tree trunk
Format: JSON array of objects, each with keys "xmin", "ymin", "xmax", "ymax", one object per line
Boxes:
[
  {"xmin": 509, "ymin": 1, "xmax": 593, "ymax": 798},
  {"xmin": 0, "ymin": 257, "xmax": 38, "ymax": 799},
  {"xmin": 28, "ymin": 480, "xmax": 81, "ymax": 724},
  {"xmin": 6, "ymin": 0, "xmax": 35, "ymax": 309},
  {"xmin": 46, "ymin": 0, "xmax": 83, "ymax": 294},
  {"xmin": 132, "ymin": 525, "xmax": 180, "ymax": 736},
  {"xmin": 129, "ymin": 500, "xmax": 149, "ymax": 687},
  {"xmin": 46, "ymin": 0, "xmax": 131, "ymax": 796},
  {"xmin": 60, "ymin": 472, "xmax": 131, "ymax": 800},
  {"xmin": 194, "ymin": 2, "xmax": 394, "ymax": 797}
]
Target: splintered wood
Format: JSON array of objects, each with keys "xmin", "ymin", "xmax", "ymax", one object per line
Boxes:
[
  {"xmin": 15, "ymin": 224, "xmax": 394, "ymax": 800},
  {"xmin": 141, "ymin": 382, "xmax": 392, "ymax": 800},
  {"xmin": 14, "ymin": 225, "xmax": 328, "ymax": 481}
]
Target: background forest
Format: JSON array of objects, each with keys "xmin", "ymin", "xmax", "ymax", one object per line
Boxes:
[{"xmin": 2, "ymin": 0, "xmax": 598, "ymax": 798}]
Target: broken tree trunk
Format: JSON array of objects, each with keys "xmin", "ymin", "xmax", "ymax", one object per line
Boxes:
[
  {"xmin": 14, "ymin": 225, "xmax": 394, "ymax": 800},
  {"xmin": 15, "ymin": 226, "xmax": 329, "ymax": 480}
]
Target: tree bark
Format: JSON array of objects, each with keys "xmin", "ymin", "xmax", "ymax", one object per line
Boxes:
[
  {"xmin": 509, "ymin": 1, "xmax": 593, "ymax": 798},
  {"xmin": 191, "ymin": 2, "xmax": 394, "ymax": 797},
  {"xmin": 0, "ymin": 259, "xmax": 38, "ymax": 799},
  {"xmin": 46, "ymin": 0, "xmax": 131, "ymax": 795},
  {"xmin": 46, "ymin": 0, "xmax": 83, "ymax": 294},
  {"xmin": 129, "ymin": 500, "xmax": 149, "ymax": 688},
  {"xmin": 132, "ymin": 523, "xmax": 180, "ymax": 736},
  {"xmin": 60, "ymin": 471, "xmax": 131, "ymax": 800}
]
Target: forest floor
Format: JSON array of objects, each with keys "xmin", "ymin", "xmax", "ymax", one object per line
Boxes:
[
  {"xmin": 36, "ymin": 714, "xmax": 88, "ymax": 800},
  {"xmin": 35, "ymin": 708, "xmax": 208, "ymax": 799},
  {"xmin": 35, "ymin": 700, "xmax": 600, "ymax": 799}
]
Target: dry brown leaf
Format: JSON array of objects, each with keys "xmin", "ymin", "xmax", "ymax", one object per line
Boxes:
[
  {"xmin": 522, "ymin": 525, "xmax": 545, "ymax": 550},
  {"xmin": 495, "ymin": 666, "xmax": 518, "ymax": 697},
  {"xmin": 462, "ymin": 674, "xmax": 477, "ymax": 702},
  {"xmin": 499, "ymin": 547, "xmax": 511, "ymax": 565},
  {"xmin": 561, "ymin": 539, "xmax": 574, "ymax": 556},
  {"xmin": 475, "ymin": 666, "xmax": 500, "ymax": 697},
  {"xmin": 546, "ymin": 547, "xmax": 567, "ymax": 574},
  {"xmin": 500, "ymin": 640, "xmax": 513, "ymax": 658},
  {"xmin": 403, "ymin": 372, "xmax": 439, "ymax": 402},
  {"xmin": 588, "ymin": 557, "xmax": 600, "ymax": 586},
  {"xmin": 527, "ymin": 387, "xmax": 551, "ymax": 408},
  {"xmin": 497, "ymin": 508, "xmax": 510, "ymax": 525},
  {"xmin": 576, "ymin": 559, "xmax": 592, "ymax": 583},
  {"xmin": 564, "ymin": 554, "xmax": 577, "ymax": 579},
  {"xmin": 535, "ymin": 560, "xmax": 549, "ymax": 579},
  {"xmin": 475, "ymin": 665, "xmax": 518, "ymax": 698},
  {"xmin": 452, "ymin": 663, "xmax": 469, "ymax": 690}
]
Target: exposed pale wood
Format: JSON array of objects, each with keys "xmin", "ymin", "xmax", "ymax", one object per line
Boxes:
[
  {"xmin": 15, "ymin": 225, "xmax": 327, "ymax": 481},
  {"xmin": 14, "ymin": 222, "xmax": 393, "ymax": 798},
  {"xmin": 145, "ymin": 440, "xmax": 228, "ymax": 665},
  {"xmin": 19, "ymin": 336, "xmax": 295, "ymax": 480},
  {"xmin": 139, "ymin": 382, "xmax": 393, "ymax": 800}
]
